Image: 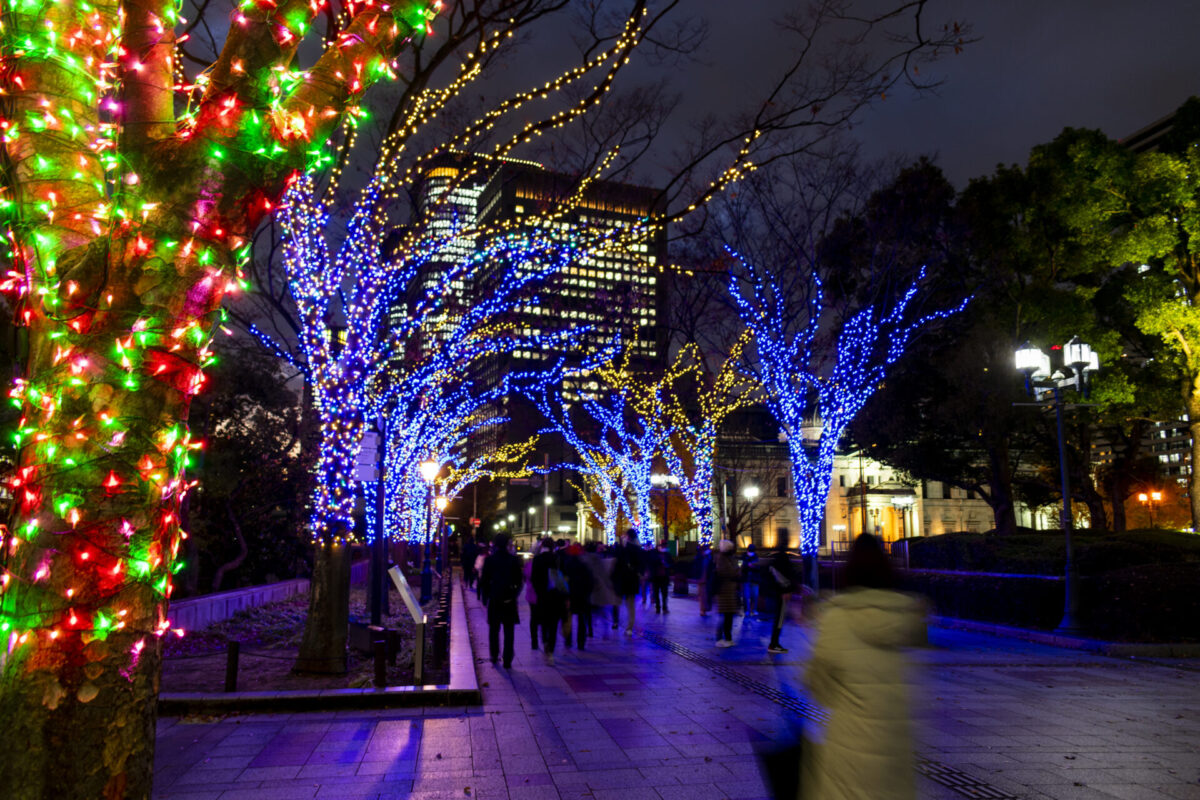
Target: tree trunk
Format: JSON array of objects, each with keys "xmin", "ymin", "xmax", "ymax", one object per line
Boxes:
[
  {"xmin": 987, "ymin": 444, "xmax": 1018, "ymax": 535},
  {"xmin": 212, "ymin": 498, "xmax": 249, "ymax": 592},
  {"xmin": 293, "ymin": 539, "xmax": 351, "ymax": 674},
  {"xmin": 1188, "ymin": 392, "xmax": 1200, "ymax": 533},
  {"xmin": 1108, "ymin": 471, "xmax": 1129, "ymax": 533}
]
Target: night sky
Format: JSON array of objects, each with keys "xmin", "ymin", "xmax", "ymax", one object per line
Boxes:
[{"xmin": 510, "ymin": 1, "xmax": 1200, "ymax": 190}]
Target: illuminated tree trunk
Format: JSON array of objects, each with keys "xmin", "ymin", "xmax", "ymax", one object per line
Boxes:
[{"xmin": 0, "ymin": 0, "xmax": 433, "ymax": 793}]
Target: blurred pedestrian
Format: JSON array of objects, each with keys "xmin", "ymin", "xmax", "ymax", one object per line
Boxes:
[
  {"xmin": 563, "ymin": 543, "xmax": 594, "ymax": 650},
  {"xmin": 650, "ymin": 540, "xmax": 672, "ymax": 613},
  {"xmin": 461, "ymin": 534, "xmax": 479, "ymax": 590},
  {"xmin": 613, "ymin": 528, "xmax": 642, "ymax": 635},
  {"xmin": 714, "ymin": 539, "xmax": 740, "ymax": 647},
  {"xmin": 525, "ymin": 539, "xmax": 542, "ymax": 651},
  {"xmin": 764, "ymin": 545, "xmax": 799, "ymax": 654},
  {"xmin": 583, "ymin": 541, "xmax": 617, "ymax": 637},
  {"xmin": 696, "ymin": 543, "xmax": 713, "ymax": 618},
  {"xmin": 803, "ymin": 533, "xmax": 926, "ymax": 800},
  {"xmin": 478, "ymin": 533, "xmax": 523, "ymax": 669},
  {"xmin": 741, "ymin": 542, "xmax": 760, "ymax": 618},
  {"xmin": 531, "ymin": 536, "xmax": 567, "ymax": 664}
]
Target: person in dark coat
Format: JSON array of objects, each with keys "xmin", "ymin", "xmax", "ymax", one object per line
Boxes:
[
  {"xmin": 461, "ymin": 534, "xmax": 479, "ymax": 590},
  {"xmin": 479, "ymin": 533, "xmax": 523, "ymax": 668},
  {"xmin": 612, "ymin": 528, "xmax": 642, "ymax": 635},
  {"xmin": 530, "ymin": 536, "xmax": 566, "ymax": 664},
  {"xmin": 649, "ymin": 541, "xmax": 673, "ymax": 613},
  {"xmin": 562, "ymin": 543, "xmax": 594, "ymax": 649},
  {"xmin": 714, "ymin": 539, "xmax": 741, "ymax": 646},
  {"xmin": 764, "ymin": 545, "xmax": 799, "ymax": 653},
  {"xmin": 740, "ymin": 542, "xmax": 759, "ymax": 618}
]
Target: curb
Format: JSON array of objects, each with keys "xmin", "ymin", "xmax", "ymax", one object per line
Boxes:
[
  {"xmin": 930, "ymin": 615, "xmax": 1200, "ymax": 657},
  {"xmin": 158, "ymin": 578, "xmax": 482, "ymax": 716}
]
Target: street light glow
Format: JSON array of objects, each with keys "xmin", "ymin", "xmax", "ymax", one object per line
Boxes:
[
  {"xmin": 419, "ymin": 459, "xmax": 440, "ymax": 484},
  {"xmin": 743, "ymin": 485, "xmax": 760, "ymax": 500}
]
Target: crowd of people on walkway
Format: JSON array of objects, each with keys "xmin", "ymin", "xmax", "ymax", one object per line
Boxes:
[
  {"xmin": 474, "ymin": 527, "xmax": 810, "ymax": 667},
  {"xmin": 473, "ymin": 528, "xmax": 925, "ymax": 799}
]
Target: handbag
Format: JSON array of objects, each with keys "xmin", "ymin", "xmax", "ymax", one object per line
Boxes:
[{"xmin": 756, "ymin": 730, "xmax": 805, "ymax": 800}]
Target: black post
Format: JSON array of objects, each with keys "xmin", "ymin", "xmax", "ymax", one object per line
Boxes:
[
  {"xmin": 373, "ymin": 639, "xmax": 387, "ymax": 688},
  {"xmin": 224, "ymin": 641, "xmax": 240, "ymax": 693},
  {"xmin": 370, "ymin": 516, "xmax": 384, "ymax": 627},
  {"xmin": 421, "ymin": 490, "xmax": 433, "ymax": 603},
  {"xmin": 1052, "ymin": 387, "xmax": 1082, "ymax": 634}
]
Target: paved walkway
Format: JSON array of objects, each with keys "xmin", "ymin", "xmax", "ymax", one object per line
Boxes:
[{"xmin": 153, "ymin": 584, "xmax": 1200, "ymax": 800}]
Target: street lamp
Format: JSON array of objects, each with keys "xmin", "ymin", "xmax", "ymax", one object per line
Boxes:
[
  {"xmin": 419, "ymin": 458, "xmax": 439, "ymax": 602},
  {"xmin": 434, "ymin": 495, "xmax": 449, "ymax": 574},
  {"xmin": 892, "ymin": 495, "xmax": 916, "ymax": 569},
  {"xmin": 741, "ymin": 485, "xmax": 760, "ymax": 546},
  {"xmin": 652, "ymin": 473, "xmax": 680, "ymax": 543},
  {"xmin": 528, "ymin": 506, "xmax": 537, "ymax": 538},
  {"xmin": 1138, "ymin": 490, "xmax": 1163, "ymax": 528},
  {"xmin": 1015, "ymin": 336, "xmax": 1099, "ymax": 634}
]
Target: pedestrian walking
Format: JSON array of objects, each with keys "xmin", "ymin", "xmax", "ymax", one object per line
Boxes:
[
  {"xmin": 696, "ymin": 544, "xmax": 713, "ymax": 618},
  {"xmin": 764, "ymin": 545, "xmax": 798, "ymax": 653},
  {"xmin": 802, "ymin": 533, "xmax": 926, "ymax": 799},
  {"xmin": 530, "ymin": 537, "xmax": 567, "ymax": 664},
  {"xmin": 478, "ymin": 533, "xmax": 523, "ymax": 669},
  {"xmin": 650, "ymin": 541, "xmax": 672, "ymax": 613},
  {"xmin": 741, "ymin": 542, "xmax": 760, "ymax": 618},
  {"xmin": 563, "ymin": 543, "xmax": 594, "ymax": 650},
  {"xmin": 583, "ymin": 541, "xmax": 617, "ymax": 637},
  {"xmin": 524, "ymin": 539, "xmax": 541, "ymax": 650},
  {"xmin": 714, "ymin": 539, "xmax": 740, "ymax": 647},
  {"xmin": 612, "ymin": 528, "xmax": 642, "ymax": 635},
  {"xmin": 461, "ymin": 533, "xmax": 479, "ymax": 590}
]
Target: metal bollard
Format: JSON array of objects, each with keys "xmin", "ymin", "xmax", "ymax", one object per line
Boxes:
[
  {"xmin": 224, "ymin": 641, "xmax": 240, "ymax": 693},
  {"xmin": 373, "ymin": 639, "xmax": 387, "ymax": 688},
  {"xmin": 413, "ymin": 622, "xmax": 425, "ymax": 685},
  {"xmin": 432, "ymin": 623, "xmax": 447, "ymax": 669}
]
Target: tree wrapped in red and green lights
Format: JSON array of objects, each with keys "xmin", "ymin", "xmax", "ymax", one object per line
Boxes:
[{"xmin": 0, "ymin": 0, "xmax": 438, "ymax": 793}]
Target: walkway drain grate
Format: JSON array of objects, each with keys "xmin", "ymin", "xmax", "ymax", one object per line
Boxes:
[{"xmin": 642, "ymin": 632, "xmax": 1019, "ymax": 800}]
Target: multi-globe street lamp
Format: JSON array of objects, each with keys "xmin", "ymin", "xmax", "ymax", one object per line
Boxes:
[
  {"xmin": 1138, "ymin": 490, "xmax": 1163, "ymax": 528},
  {"xmin": 1015, "ymin": 336, "xmax": 1099, "ymax": 635},
  {"xmin": 651, "ymin": 473, "xmax": 680, "ymax": 543},
  {"xmin": 419, "ymin": 458, "xmax": 440, "ymax": 603}
]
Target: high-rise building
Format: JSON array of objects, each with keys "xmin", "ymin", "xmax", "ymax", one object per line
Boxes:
[{"xmin": 396, "ymin": 153, "xmax": 668, "ymax": 542}]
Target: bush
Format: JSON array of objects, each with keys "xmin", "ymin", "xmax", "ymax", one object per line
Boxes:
[
  {"xmin": 893, "ymin": 531, "xmax": 1200, "ymax": 641},
  {"xmin": 908, "ymin": 529, "xmax": 1200, "ymax": 576}
]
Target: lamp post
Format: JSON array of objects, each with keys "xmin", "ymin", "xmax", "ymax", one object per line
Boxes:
[
  {"xmin": 651, "ymin": 473, "xmax": 680, "ymax": 543},
  {"xmin": 892, "ymin": 495, "xmax": 915, "ymax": 569},
  {"xmin": 742, "ymin": 484, "xmax": 760, "ymax": 546},
  {"xmin": 528, "ymin": 506, "xmax": 537, "ymax": 540},
  {"xmin": 419, "ymin": 458, "xmax": 440, "ymax": 603},
  {"xmin": 544, "ymin": 495, "xmax": 554, "ymax": 538},
  {"xmin": 434, "ymin": 495, "xmax": 449, "ymax": 576},
  {"xmin": 1138, "ymin": 490, "xmax": 1162, "ymax": 528},
  {"xmin": 1015, "ymin": 336, "xmax": 1099, "ymax": 635}
]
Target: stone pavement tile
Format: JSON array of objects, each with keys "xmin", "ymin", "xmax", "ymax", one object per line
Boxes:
[
  {"xmin": 236, "ymin": 765, "xmax": 304, "ymax": 781},
  {"xmin": 414, "ymin": 774, "xmax": 507, "ymax": 793},
  {"xmin": 506, "ymin": 773, "xmax": 554, "ymax": 786},
  {"xmin": 174, "ymin": 767, "xmax": 244, "ymax": 785},
  {"xmin": 496, "ymin": 754, "xmax": 549, "ymax": 773},
  {"xmin": 590, "ymin": 788, "xmax": 663, "ymax": 800},
  {"xmin": 213, "ymin": 787, "xmax": 321, "ymax": 800},
  {"xmin": 248, "ymin": 748, "xmax": 315, "ymax": 767},
  {"xmin": 298, "ymin": 762, "xmax": 361, "ymax": 779},
  {"xmin": 645, "ymin": 764, "xmax": 736, "ymax": 785},
  {"xmin": 1092, "ymin": 785, "xmax": 1181, "ymax": 799},
  {"xmin": 151, "ymin": 791, "xmax": 224, "ymax": 800},
  {"xmin": 507, "ymin": 785, "xmax": 563, "ymax": 800},
  {"xmin": 653, "ymin": 783, "xmax": 732, "ymax": 800},
  {"xmin": 1028, "ymin": 784, "xmax": 1130, "ymax": 800},
  {"xmin": 1155, "ymin": 787, "xmax": 1200, "ymax": 800},
  {"xmin": 714, "ymin": 779, "xmax": 771, "ymax": 799}
]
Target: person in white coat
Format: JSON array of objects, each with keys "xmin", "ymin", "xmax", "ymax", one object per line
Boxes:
[{"xmin": 803, "ymin": 533, "xmax": 926, "ymax": 800}]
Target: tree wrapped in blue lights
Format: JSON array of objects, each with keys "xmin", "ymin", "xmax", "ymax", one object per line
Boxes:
[
  {"xmin": 730, "ymin": 251, "xmax": 967, "ymax": 585},
  {"xmin": 655, "ymin": 335, "xmax": 758, "ymax": 545},
  {"xmin": 536, "ymin": 350, "xmax": 675, "ymax": 546}
]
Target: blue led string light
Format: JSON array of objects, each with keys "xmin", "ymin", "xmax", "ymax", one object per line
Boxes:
[{"xmin": 730, "ymin": 251, "xmax": 969, "ymax": 560}]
